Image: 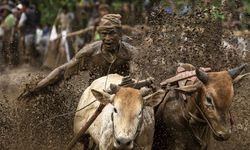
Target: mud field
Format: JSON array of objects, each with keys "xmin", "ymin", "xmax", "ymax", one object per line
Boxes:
[{"xmin": 1, "ymin": 10, "xmax": 250, "ymax": 150}]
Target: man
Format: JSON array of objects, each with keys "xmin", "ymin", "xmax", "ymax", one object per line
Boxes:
[
  {"xmin": 18, "ymin": 0, "xmax": 40, "ymax": 66},
  {"xmin": 19, "ymin": 14, "xmax": 138, "ymax": 98},
  {"xmin": 87, "ymin": 3, "xmax": 110, "ymax": 28},
  {"xmin": 79, "ymin": 3, "xmax": 110, "ymax": 49},
  {"xmin": 51, "ymin": 5, "xmax": 74, "ymax": 67},
  {"xmin": 56, "ymin": 5, "xmax": 74, "ymax": 32},
  {"xmin": 1, "ymin": 7, "xmax": 19, "ymax": 66}
]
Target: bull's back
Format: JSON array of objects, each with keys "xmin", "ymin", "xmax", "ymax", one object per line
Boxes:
[{"xmin": 153, "ymin": 90, "xmax": 187, "ymax": 149}]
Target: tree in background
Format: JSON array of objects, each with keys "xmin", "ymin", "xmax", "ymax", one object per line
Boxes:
[{"xmin": 20, "ymin": 0, "xmax": 250, "ymax": 30}]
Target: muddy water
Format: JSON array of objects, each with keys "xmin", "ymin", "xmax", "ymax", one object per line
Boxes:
[{"xmin": 0, "ymin": 65, "xmax": 89, "ymax": 150}]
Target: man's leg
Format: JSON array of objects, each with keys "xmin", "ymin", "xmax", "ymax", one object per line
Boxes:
[{"xmin": 25, "ymin": 34, "xmax": 37, "ymax": 66}]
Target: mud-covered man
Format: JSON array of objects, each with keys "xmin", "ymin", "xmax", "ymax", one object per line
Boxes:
[{"xmin": 19, "ymin": 14, "xmax": 138, "ymax": 98}]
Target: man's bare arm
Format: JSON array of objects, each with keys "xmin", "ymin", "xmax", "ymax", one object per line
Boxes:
[
  {"xmin": 18, "ymin": 56, "xmax": 83, "ymax": 99},
  {"xmin": 36, "ymin": 58, "xmax": 79, "ymax": 91}
]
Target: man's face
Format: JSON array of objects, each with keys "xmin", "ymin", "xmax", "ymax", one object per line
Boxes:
[
  {"xmin": 99, "ymin": 9, "xmax": 109, "ymax": 17},
  {"xmin": 99, "ymin": 28, "xmax": 121, "ymax": 52}
]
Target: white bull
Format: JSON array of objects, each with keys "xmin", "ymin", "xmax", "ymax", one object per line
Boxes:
[{"xmin": 74, "ymin": 74, "xmax": 165, "ymax": 150}]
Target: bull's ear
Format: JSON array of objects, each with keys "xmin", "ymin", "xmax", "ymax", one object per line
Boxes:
[
  {"xmin": 174, "ymin": 83, "xmax": 200, "ymax": 94},
  {"xmin": 144, "ymin": 90, "xmax": 165, "ymax": 107},
  {"xmin": 91, "ymin": 89, "xmax": 111, "ymax": 105}
]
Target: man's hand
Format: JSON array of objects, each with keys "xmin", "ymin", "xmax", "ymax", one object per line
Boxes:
[{"xmin": 17, "ymin": 57, "xmax": 83, "ymax": 101}]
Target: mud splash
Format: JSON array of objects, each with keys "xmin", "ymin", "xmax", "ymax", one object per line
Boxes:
[{"xmin": 1, "ymin": 7, "xmax": 250, "ymax": 150}]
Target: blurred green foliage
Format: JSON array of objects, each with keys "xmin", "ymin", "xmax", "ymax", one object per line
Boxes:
[
  {"xmin": 242, "ymin": 0, "xmax": 250, "ymax": 14},
  {"xmin": 28, "ymin": 0, "xmax": 250, "ymax": 26},
  {"xmin": 30, "ymin": 0, "xmax": 77, "ymax": 25}
]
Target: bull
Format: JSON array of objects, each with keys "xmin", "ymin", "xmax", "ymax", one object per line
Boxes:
[
  {"xmin": 153, "ymin": 64, "xmax": 246, "ymax": 150},
  {"xmin": 74, "ymin": 74, "xmax": 165, "ymax": 150}
]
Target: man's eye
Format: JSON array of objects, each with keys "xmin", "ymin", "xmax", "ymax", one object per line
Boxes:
[
  {"xmin": 109, "ymin": 31, "xmax": 115, "ymax": 35},
  {"xmin": 100, "ymin": 32, "xmax": 107, "ymax": 35}
]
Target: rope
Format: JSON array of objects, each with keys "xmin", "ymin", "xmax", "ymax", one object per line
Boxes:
[
  {"xmin": 104, "ymin": 59, "xmax": 115, "ymax": 90},
  {"xmin": 191, "ymin": 94, "xmax": 230, "ymax": 139},
  {"xmin": 32, "ymin": 100, "xmax": 97, "ymax": 129}
]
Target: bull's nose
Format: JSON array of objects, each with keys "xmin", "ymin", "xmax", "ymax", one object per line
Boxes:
[
  {"xmin": 215, "ymin": 130, "xmax": 231, "ymax": 141},
  {"xmin": 115, "ymin": 138, "xmax": 133, "ymax": 149},
  {"xmin": 116, "ymin": 138, "xmax": 132, "ymax": 145}
]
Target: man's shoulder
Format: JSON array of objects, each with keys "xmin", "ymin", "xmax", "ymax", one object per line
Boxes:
[
  {"xmin": 86, "ymin": 40, "xmax": 102, "ymax": 50},
  {"xmin": 117, "ymin": 41, "xmax": 138, "ymax": 60},
  {"xmin": 75, "ymin": 41, "xmax": 102, "ymax": 59},
  {"xmin": 121, "ymin": 41, "xmax": 137, "ymax": 52},
  {"xmin": 121, "ymin": 41, "xmax": 138, "ymax": 56}
]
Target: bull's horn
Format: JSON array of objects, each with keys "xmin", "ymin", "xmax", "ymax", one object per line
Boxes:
[
  {"xmin": 196, "ymin": 68, "xmax": 208, "ymax": 84},
  {"xmin": 228, "ymin": 64, "xmax": 246, "ymax": 79},
  {"xmin": 110, "ymin": 84, "xmax": 120, "ymax": 94}
]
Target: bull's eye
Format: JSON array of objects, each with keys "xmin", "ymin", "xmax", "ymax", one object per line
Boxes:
[
  {"xmin": 113, "ymin": 107, "xmax": 118, "ymax": 113},
  {"xmin": 206, "ymin": 96, "xmax": 213, "ymax": 106}
]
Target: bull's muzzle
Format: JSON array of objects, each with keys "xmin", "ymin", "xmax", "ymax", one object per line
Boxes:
[
  {"xmin": 213, "ymin": 128, "xmax": 232, "ymax": 141},
  {"xmin": 114, "ymin": 137, "xmax": 133, "ymax": 149}
]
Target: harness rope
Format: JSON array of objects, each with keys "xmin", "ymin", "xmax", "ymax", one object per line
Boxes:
[
  {"xmin": 32, "ymin": 100, "xmax": 97, "ymax": 130},
  {"xmin": 181, "ymin": 92, "xmax": 209, "ymax": 148},
  {"xmin": 104, "ymin": 58, "xmax": 115, "ymax": 90},
  {"xmin": 192, "ymin": 93, "xmax": 233, "ymax": 138},
  {"xmin": 181, "ymin": 91, "xmax": 233, "ymax": 149}
]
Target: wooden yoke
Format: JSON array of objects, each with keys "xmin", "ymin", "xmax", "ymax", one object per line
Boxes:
[
  {"xmin": 160, "ymin": 67, "xmax": 211, "ymax": 88},
  {"xmin": 104, "ymin": 76, "xmax": 155, "ymax": 94}
]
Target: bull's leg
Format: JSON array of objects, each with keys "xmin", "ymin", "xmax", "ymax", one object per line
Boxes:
[
  {"xmin": 79, "ymin": 134, "xmax": 90, "ymax": 150},
  {"xmin": 143, "ymin": 145, "xmax": 152, "ymax": 150},
  {"xmin": 170, "ymin": 142, "xmax": 186, "ymax": 150},
  {"xmin": 99, "ymin": 131, "xmax": 113, "ymax": 150},
  {"xmin": 86, "ymin": 137, "xmax": 97, "ymax": 150},
  {"xmin": 94, "ymin": 145, "xmax": 99, "ymax": 150}
]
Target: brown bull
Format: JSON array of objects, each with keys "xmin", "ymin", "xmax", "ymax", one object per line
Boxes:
[{"xmin": 153, "ymin": 64, "xmax": 246, "ymax": 150}]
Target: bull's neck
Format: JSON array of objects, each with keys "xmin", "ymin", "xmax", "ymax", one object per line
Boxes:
[
  {"xmin": 182, "ymin": 90, "xmax": 211, "ymax": 148},
  {"xmin": 183, "ymin": 91, "xmax": 206, "ymax": 125}
]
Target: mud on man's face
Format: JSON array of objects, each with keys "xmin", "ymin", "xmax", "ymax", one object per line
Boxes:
[{"xmin": 99, "ymin": 28, "xmax": 122, "ymax": 52}]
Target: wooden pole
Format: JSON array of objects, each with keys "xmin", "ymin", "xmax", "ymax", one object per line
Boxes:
[
  {"xmin": 55, "ymin": 24, "xmax": 144, "ymax": 41},
  {"xmin": 65, "ymin": 104, "xmax": 105, "ymax": 150},
  {"xmin": 55, "ymin": 27, "xmax": 94, "ymax": 40}
]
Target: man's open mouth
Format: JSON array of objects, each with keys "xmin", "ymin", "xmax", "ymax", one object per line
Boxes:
[{"xmin": 104, "ymin": 42, "xmax": 112, "ymax": 46}]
